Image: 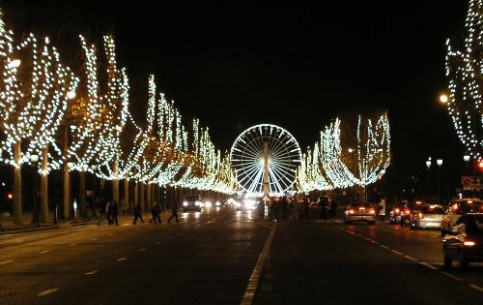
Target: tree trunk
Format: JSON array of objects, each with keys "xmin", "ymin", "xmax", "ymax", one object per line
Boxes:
[
  {"xmin": 124, "ymin": 179, "xmax": 129, "ymax": 212},
  {"xmin": 41, "ymin": 145, "xmax": 49, "ymax": 223},
  {"xmin": 112, "ymin": 161, "xmax": 119, "ymax": 205},
  {"xmin": 140, "ymin": 182, "xmax": 145, "ymax": 210},
  {"xmin": 134, "ymin": 181, "xmax": 138, "ymax": 208},
  {"xmin": 79, "ymin": 171, "xmax": 86, "ymax": 218},
  {"xmin": 146, "ymin": 182, "xmax": 151, "ymax": 209},
  {"xmin": 13, "ymin": 141, "xmax": 23, "ymax": 225},
  {"xmin": 62, "ymin": 125, "xmax": 70, "ymax": 219}
]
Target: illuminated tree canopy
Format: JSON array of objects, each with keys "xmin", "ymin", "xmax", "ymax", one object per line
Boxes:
[{"xmin": 445, "ymin": 0, "xmax": 483, "ymax": 161}]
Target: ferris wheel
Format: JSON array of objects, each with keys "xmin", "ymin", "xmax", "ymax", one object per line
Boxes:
[{"xmin": 230, "ymin": 124, "xmax": 302, "ymax": 195}]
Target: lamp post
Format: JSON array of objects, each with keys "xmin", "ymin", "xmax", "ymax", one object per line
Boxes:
[
  {"xmin": 436, "ymin": 159, "xmax": 443, "ymax": 203},
  {"xmin": 463, "ymin": 155, "xmax": 471, "ymax": 175},
  {"xmin": 426, "ymin": 157, "xmax": 432, "ymax": 199}
]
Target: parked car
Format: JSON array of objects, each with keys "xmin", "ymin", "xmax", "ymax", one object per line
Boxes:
[
  {"xmin": 182, "ymin": 194, "xmax": 202, "ymax": 212},
  {"xmin": 410, "ymin": 204, "xmax": 444, "ymax": 230},
  {"xmin": 442, "ymin": 213, "xmax": 483, "ymax": 270},
  {"xmin": 441, "ymin": 198, "xmax": 483, "ymax": 237},
  {"xmin": 344, "ymin": 203, "xmax": 377, "ymax": 224}
]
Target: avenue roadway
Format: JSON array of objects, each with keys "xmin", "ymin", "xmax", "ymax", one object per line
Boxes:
[{"xmin": 0, "ymin": 207, "xmax": 482, "ymax": 305}]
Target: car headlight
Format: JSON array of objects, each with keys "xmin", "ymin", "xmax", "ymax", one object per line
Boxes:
[
  {"xmin": 195, "ymin": 201, "xmax": 201, "ymax": 206},
  {"xmin": 183, "ymin": 201, "xmax": 188, "ymax": 207}
]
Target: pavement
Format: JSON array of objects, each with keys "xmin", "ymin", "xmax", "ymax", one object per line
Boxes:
[{"xmin": 0, "ymin": 210, "xmax": 173, "ymax": 234}]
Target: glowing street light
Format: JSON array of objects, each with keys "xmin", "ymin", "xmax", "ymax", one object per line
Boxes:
[{"xmin": 439, "ymin": 93, "xmax": 449, "ymax": 104}]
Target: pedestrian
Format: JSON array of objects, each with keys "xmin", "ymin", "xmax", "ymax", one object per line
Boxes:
[
  {"xmin": 111, "ymin": 200, "xmax": 119, "ymax": 225},
  {"xmin": 167, "ymin": 201, "xmax": 179, "ymax": 223},
  {"xmin": 330, "ymin": 200, "xmax": 337, "ymax": 219},
  {"xmin": 97, "ymin": 200, "xmax": 111, "ymax": 225},
  {"xmin": 319, "ymin": 197, "xmax": 329, "ymax": 220},
  {"xmin": 289, "ymin": 196, "xmax": 300, "ymax": 220},
  {"xmin": 132, "ymin": 203, "xmax": 144, "ymax": 224},
  {"xmin": 150, "ymin": 201, "xmax": 162, "ymax": 224}
]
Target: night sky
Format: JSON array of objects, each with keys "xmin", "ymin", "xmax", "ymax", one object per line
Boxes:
[{"xmin": 1, "ymin": 0, "xmax": 473, "ymax": 193}]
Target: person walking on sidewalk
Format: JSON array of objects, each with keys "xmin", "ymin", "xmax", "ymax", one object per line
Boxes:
[
  {"xmin": 111, "ymin": 200, "xmax": 119, "ymax": 225},
  {"xmin": 167, "ymin": 201, "xmax": 179, "ymax": 223},
  {"xmin": 97, "ymin": 200, "xmax": 111, "ymax": 225},
  {"xmin": 132, "ymin": 203, "xmax": 144, "ymax": 224}
]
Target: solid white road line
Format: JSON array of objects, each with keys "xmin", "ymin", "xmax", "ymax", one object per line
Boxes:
[
  {"xmin": 391, "ymin": 250, "xmax": 403, "ymax": 255},
  {"xmin": 37, "ymin": 288, "xmax": 59, "ymax": 296},
  {"xmin": 240, "ymin": 222, "xmax": 277, "ymax": 305},
  {"xmin": 379, "ymin": 245, "xmax": 390, "ymax": 250}
]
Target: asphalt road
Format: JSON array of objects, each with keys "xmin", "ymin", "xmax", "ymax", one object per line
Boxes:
[{"xmin": 0, "ymin": 208, "xmax": 482, "ymax": 305}]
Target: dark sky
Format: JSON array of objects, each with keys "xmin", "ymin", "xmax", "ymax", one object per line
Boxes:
[{"xmin": 1, "ymin": 0, "xmax": 472, "ymax": 192}]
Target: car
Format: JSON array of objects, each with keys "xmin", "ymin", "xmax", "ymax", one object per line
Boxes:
[
  {"xmin": 441, "ymin": 198, "xmax": 482, "ymax": 237},
  {"xmin": 442, "ymin": 213, "xmax": 483, "ymax": 270},
  {"xmin": 344, "ymin": 203, "xmax": 377, "ymax": 224},
  {"xmin": 400, "ymin": 200, "xmax": 423, "ymax": 226},
  {"xmin": 389, "ymin": 204, "xmax": 404, "ymax": 224},
  {"xmin": 410, "ymin": 204, "xmax": 444, "ymax": 230},
  {"xmin": 182, "ymin": 194, "xmax": 202, "ymax": 212},
  {"xmin": 235, "ymin": 197, "xmax": 260, "ymax": 212}
]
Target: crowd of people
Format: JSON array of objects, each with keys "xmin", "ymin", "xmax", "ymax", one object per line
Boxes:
[{"xmin": 264, "ymin": 195, "xmax": 338, "ymax": 221}]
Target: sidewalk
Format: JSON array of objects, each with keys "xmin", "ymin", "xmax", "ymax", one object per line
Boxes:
[{"xmin": 0, "ymin": 210, "xmax": 172, "ymax": 234}]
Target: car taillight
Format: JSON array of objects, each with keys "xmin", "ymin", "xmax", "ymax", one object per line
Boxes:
[
  {"xmin": 463, "ymin": 240, "xmax": 476, "ymax": 247},
  {"xmin": 349, "ymin": 209, "xmax": 355, "ymax": 214},
  {"xmin": 404, "ymin": 209, "xmax": 411, "ymax": 215},
  {"xmin": 369, "ymin": 209, "xmax": 376, "ymax": 214},
  {"xmin": 395, "ymin": 208, "xmax": 400, "ymax": 213}
]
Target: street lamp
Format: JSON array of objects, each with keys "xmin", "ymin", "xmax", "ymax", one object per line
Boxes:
[
  {"xmin": 436, "ymin": 159, "xmax": 443, "ymax": 203},
  {"xmin": 426, "ymin": 157, "xmax": 432, "ymax": 199},
  {"xmin": 439, "ymin": 94, "xmax": 449, "ymax": 104},
  {"xmin": 463, "ymin": 155, "xmax": 471, "ymax": 175}
]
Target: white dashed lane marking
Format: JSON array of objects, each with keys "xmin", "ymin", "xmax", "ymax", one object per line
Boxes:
[
  {"xmin": 117, "ymin": 257, "xmax": 127, "ymax": 262},
  {"xmin": 85, "ymin": 270, "xmax": 98, "ymax": 275},
  {"xmin": 139, "ymin": 248, "xmax": 147, "ymax": 252},
  {"xmin": 419, "ymin": 262, "xmax": 437, "ymax": 270},
  {"xmin": 441, "ymin": 272, "xmax": 463, "ymax": 281},
  {"xmin": 391, "ymin": 250, "xmax": 403, "ymax": 256},
  {"xmin": 404, "ymin": 255, "xmax": 418, "ymax": 261},
  {"xmin": 469, "ymin": 284, "xmax": 483, "ymax": 293},
  {"xmin": 69, "ymin": 243, "xmax": 77, "ymax": 247},
  {"xmin": 0, "ymin": 260, "xmax": 13, "ymax": 265},
  {"xmin": 40, "ymin": 250, "xmax": 51, "ymax": 254},
  {"xmin": 37, "ymin": 288, "xmax": 59, "ymax": 296}
]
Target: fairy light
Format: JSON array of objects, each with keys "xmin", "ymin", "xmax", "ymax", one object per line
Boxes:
[
  {"xmin": 0, "ymin": 12, "xmax": 78, "ymax": 174},
  {"xmin": 445, "ymin": 0, "xmax": 482, "ymax": 162}
]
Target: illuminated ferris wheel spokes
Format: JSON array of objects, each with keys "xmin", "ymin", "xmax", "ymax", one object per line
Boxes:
[{"xmin": 230, "ymin": 124, "xmax": 302, "ymax": 195}]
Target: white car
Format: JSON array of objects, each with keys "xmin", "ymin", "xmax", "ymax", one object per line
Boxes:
[{"xmin": 410, "ymin": 204, "xmax": 444, "ymax": 230}]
